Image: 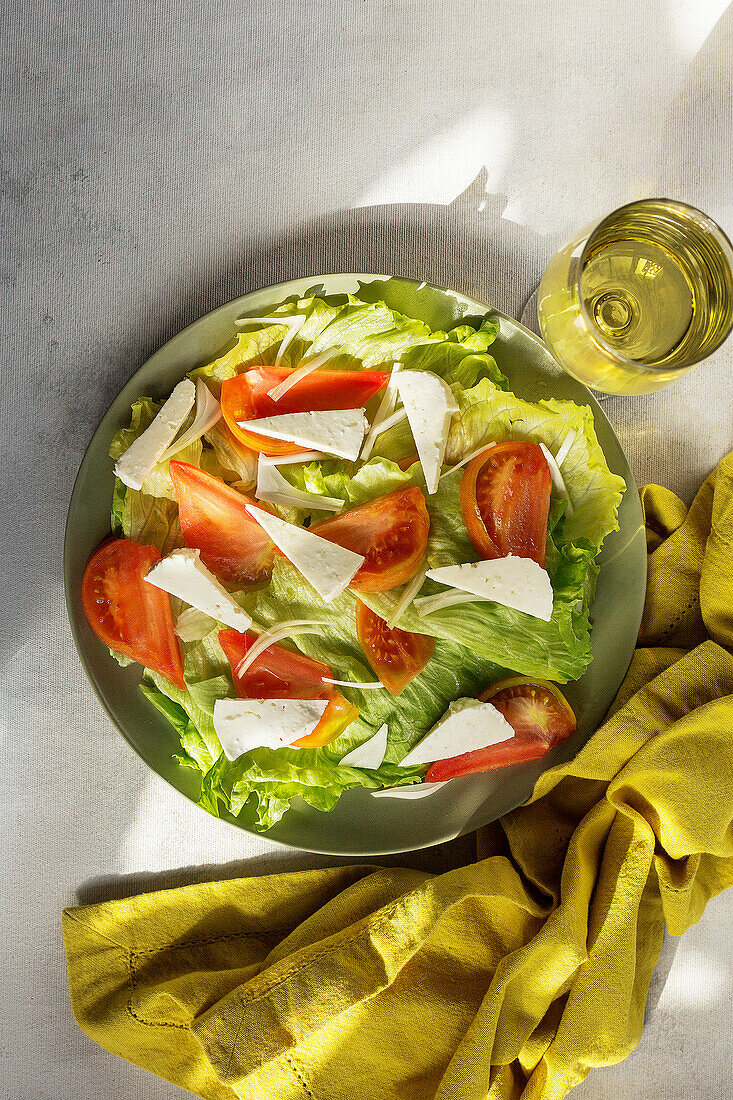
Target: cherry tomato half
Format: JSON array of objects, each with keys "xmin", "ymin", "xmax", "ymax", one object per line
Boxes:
[
  {"xmin": 356, "ymin": 603, "xmax": 435, "ymax": 696},
  {"xmin": 169, "ymin": 461, "xmax": 275, "ymax": 585},
  {"xmin": 425, "ymin": 676, "xmax": 576, "ymax": 781},
  {"xmin": 82, "ymin": 539, "xmax": 185, "ymax": 690},
  {"xmin": 221, "ymin": 364, "xmax": 390, "ymax": 456},
  {"xmin": 459, "ymin": 441, "xmax": 552, "ymax": 566},
  {"xmin": 311, "ymin": 487, "xmax": 429, "ymax": 593},
  {"xmin": 219, "ymin": 629, "xmax": 358, "ymax": 747}
]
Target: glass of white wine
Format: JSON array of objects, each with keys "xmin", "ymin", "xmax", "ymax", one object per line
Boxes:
[{"xmin": 537, "ymin": 199, "xmax": 733, "ymax": 395}]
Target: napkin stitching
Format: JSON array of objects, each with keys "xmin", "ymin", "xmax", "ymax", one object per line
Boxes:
[
  {"xmin": 123, "ymin": 951, "xmax": 187, "ymax": 1031},
  {"xmin": 124, "ymin": 929, "xmax": 292, "ymax": 1031},
  {"xmin": 284, "ymin": 1053, "xmax": 316, "ymax": 1099},
  {"xmin": 709, "ymin": 522, "xmax": 733, "ymax": 547},
  {"xmin": 128, "ymin": 928, "xmax": 292, "ymax": 956},
  {"xmin": 657, "ymin": 594, "xmax": 699, "ymax": 639},
  {"xmin": 240, "ymin": 892, "xmax": 421, "ymax": 1004}
]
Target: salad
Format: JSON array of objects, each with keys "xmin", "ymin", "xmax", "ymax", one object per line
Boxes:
[{"xmin": 81, "ymin": 294, "xmax": 625, "ymax": 830}]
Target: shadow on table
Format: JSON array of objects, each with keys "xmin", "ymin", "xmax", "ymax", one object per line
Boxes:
[
  {"xmin": 136, "ymin": 170, "xmax": 546, "ymax": 375},
  {"xmin": 76, "ymin": 831, "xmax": 479, "ymax": 906}
]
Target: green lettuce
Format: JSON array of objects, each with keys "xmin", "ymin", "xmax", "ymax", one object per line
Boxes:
[
  {"xmin": 141, "ymin": 556, "xmax": 508, "ymax": 828},
  {"xmin": 109, "ymin": 396, "xmax": 201, "ymax": 553},
  {"xmin": 108, "ymin": 297, "xmax": 624, "ymax": 831},
  {"xmin": 444, "ymin": 378, "xmax": 625, "ymax": 546},
  {"xmin": 187, "ymin": 295, "xmax": 507, "ymax": 391}
]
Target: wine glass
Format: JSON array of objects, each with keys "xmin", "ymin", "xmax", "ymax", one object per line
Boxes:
[{"xmin": 532, "ymin": 199, "xmax": 733, "ymax": 396}]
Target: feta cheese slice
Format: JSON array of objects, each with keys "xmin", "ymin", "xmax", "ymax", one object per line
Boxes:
[
  {"xmin": 114, "ymin": 379, "xmax": 196, "ymax": 490},
  {"xmin": 395, "ymin": 370, "xmax": 458, "ymax": 494},
  {"xmin": 213, "ymin": 698, "xmax": 328, "ymax": 761},
  {"xmin": 426, "ymin": 556, "xmax": 554, "ymax": 622},
  {"xmin": 339, "ymin": 723, "xmax": 388, "ymax": 769},
  {"xmin": 144, "ymin": 548, "xmax": 252, "ymax": 631},
  {"xmin": 242, "ymin": 409, "xmax": 368, "ymax": 461},
  {"xmin": 245, "ymin": 504, "xmax": 364, "ymax": 602},
  {"xmin": 399, "ymin": 698, "xmax": 514, "ymax": 767}
]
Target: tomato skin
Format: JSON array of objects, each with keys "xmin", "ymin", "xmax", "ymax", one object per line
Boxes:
[
  {"xmin": 82, "ymin": 539, "xmax": 185, "ymax": 690},
  {"xmin": 221, "ymin": 365, "xmax": 390, "ymax": 455},
  {"xmin": 356, "ymin": 603, "xmax": 435, "ymax": 696},
  {"xmin": 425, "ymin": 677, "xmax": 576, "ymax": 781},
  {"xmin": 169, "ymin": 461, "xmax": 275, "ymax": 585},
  {"xmin": 218, "ymin": 630, "xmax": 358, "ymax": 747},
  {"xmin": 459, "ymin": 441, "xmax": 552, "ymax": 566},
  {"xmin": 311, "ymin": 487, "xmax": 430, "ymax": 593}
]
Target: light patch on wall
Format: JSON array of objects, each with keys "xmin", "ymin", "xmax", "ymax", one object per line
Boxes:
[
  {"xmin": 354, "ymin": 105, "xmax": 512, "ymax": 208},
  {"xmin": 662, "ymin": 949, "xmax": 730, "ymax": 1008},
  {"xmin": 666, "ymin": 0, "xmax": 730, "ymax": 58}
]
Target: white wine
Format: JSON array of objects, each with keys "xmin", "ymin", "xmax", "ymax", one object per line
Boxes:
[
  {"xmin": 537, "ymin": 200, "xmax": 733, "ymax": 395},
  {"xmin": 581, "ymin": 239, "xmax": 693, "ymax": 363}
]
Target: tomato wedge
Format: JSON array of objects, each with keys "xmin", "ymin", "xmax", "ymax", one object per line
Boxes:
[
  {"xmin": 460, "ymin": 441, "xmax": 551, "ymax": 566},
  {"xmin": 356, "ymin": 603, "xmax": 435, "ymax": 696},
  {"xmin": 311, "ymin": 487, "xmax": 429, "ymax": 593},
  {"xmin": 219, "ymin": 629, "xmax": 358, "ymax": 747},
  {"xmin": 82, "ymin": 539, "xmax": 185, "ymax": 690},
  {"xmin": 169, "ymin": 461, "xmax": 274, "ymax": 585},
  {"xmin": 425, "ymin": 677, "xmax": 576, "ymax": 781},
  {"xmin": 221, "ymin": 364, "xmax": 390, "ymax": 455}
]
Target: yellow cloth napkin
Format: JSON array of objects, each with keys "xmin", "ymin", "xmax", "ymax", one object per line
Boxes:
[{"xmin": 63, "ymin": 454, "xmax": 733, "ymax": 1100}]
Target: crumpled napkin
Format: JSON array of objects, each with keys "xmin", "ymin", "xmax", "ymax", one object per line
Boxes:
[{"xmin": 63, "ymin": 454, "xmax": 733, "ymax": 1099}]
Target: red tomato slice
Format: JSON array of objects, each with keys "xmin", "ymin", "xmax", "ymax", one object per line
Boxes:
[
  {"xmin": 221, "ymin": 364, "xmax": 390, "ymax": 455},
  {"xmin": 219, "ymin": 629, "xmax": 358, "ymax": 747},
  {"xmin": 355, "ymin": 603, "xmax": 435, "ymax": 696},
  {"xmin": 425, "ymin": 677, "xmax": 576, "ymax": 781},
  {"xmin": 82, "ymin": 539, "xmax": 185, "ymax": 690},
  {"xmin": 169, "ymin": 461, "xmax": 274, "ymax": 585},
  {"xmin": 311, "ymin": 487, "xmax": 429, "ymax": 593},
  {"xmin": 459, "ymin": 441, "xmax": 552, "ymax": 566}
]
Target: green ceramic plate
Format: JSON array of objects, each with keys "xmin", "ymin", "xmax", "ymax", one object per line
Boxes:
[{"xmin": 64, "ymin": 274, "xmax": 646, "ymax": 855}]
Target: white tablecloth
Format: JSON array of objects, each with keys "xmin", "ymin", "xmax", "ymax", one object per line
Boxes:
[{"xmin": 2, "ymin": 1, "xmax": 731, "ymax": 1096}]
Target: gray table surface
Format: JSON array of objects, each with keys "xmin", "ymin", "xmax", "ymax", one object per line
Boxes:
[{"xmin": 1, "ymin": 2, "xmax": 731, "ymax": 1097}]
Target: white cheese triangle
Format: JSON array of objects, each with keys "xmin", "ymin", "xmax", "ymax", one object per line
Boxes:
[
  {"xmin": 339, "ymin": 723, "xmax": 388, "ymax": 769},
  {"xmin": 426, "ymin": 556, "xmax": 553, "ymax": 621},
  {"xmin": 245, "ymin": 505, "xmax": 364, "ymax": 602},
  {"xmin": 114, "ymin": 379, "xmax": 196, "ymax": 490},
  {"xmin": 144, "ymin": 548, "xmax": 252, "ymax": 631},
  {"xmin": 395, "ymin": 371, "xmax": 458, "ymax": 494},
  {"xmin": 242, "ymin": 409, "xmax": 367, "ymax": 461},
  {"xmin": 213, "ymin": 698, "xmax": 329, "ymax": 761},
  {"xmin": 399, "ymin": 698, "xmax": 514, "ymax": 767}
]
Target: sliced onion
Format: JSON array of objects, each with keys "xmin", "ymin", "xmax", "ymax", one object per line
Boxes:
[
  {"xmin": 360, "ymin": 366, "xmax": 401, "ymax": 460},
  {"xmin": 439, "ymin": 441, "xmax": 496, "ymax": 480},
  {"xmin": 267, "ymin": 348, "xmax": 336, "ymax": 402},
  {"xmin": 413, "ymin": 590, "xmax": 491, "ymax": 618},
  {"xmin": 205, "ymin": 421, "xmax": 258, "ymax": 488},
  {"xmin": 258, "ymin": 451, "xmax": 325, "ymax": 467},
  {"xmin": 320, "ymin": 677, "xmax": 384, "ymax": 689},
  {"xmin": 256, "ymin": 463, "xmax": 344, "ymax": 513},
  {"xmin": 159, "ymin": 380, "xmax": 222, "ymax": 463},
  {"xmin": 234, "ymin": 620, "xmax": 331, "ymax": 677},
  {"xmin": 539, "ymin": 443, "xmax": 574, "ymax": 516},
  {"xmin": 386, "ymin": 564, "xmax": 427, "ymax": 628},
  {"xmin": 234, "ymin": 314, "xmax": 307, "ymax": 367},
  {"xmin": 554, "ymin": 429, "xmax": 577, "ymax": 468}
]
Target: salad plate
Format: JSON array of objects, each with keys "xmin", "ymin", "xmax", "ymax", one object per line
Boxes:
[{"xmin": 64, "ymin": 274, "xmax": 646, "ymax": 855}]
